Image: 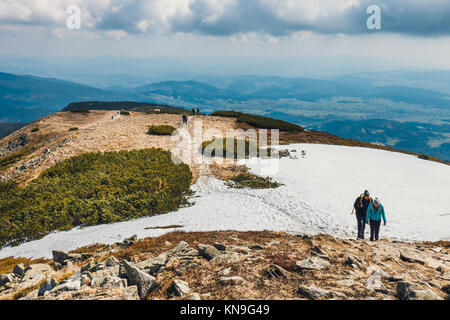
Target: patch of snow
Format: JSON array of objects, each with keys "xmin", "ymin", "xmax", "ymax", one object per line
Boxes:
[{"xmin": 1, "ymin": 144, "xmax": 449, "ymax": 259}]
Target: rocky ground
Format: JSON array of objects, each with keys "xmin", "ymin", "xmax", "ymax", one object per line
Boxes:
[{"xmin": 0, "ymin": 231, "xmax": 449, "ymax": 300}]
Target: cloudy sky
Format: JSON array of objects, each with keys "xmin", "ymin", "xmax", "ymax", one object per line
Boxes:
[{"xmin": 0, "ymin": 0, "xmax": 450, "ymax": 74}]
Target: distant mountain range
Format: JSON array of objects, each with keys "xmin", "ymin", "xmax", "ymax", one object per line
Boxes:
[
  {"xmin": 1, "ymin": 70, "xmax": 449, "ymax": 160},
  {"xmin": 0, "ymin": 72, "xmax": 140, "ymax": 122}
]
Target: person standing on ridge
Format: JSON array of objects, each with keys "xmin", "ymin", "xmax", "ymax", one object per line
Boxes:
[
  {"xmin": 353, "ymin": 190, "xmax": 372, "ymax": 240},
  {"xmin": 366, "ymin": 198, "xmax": 387, "ymax": 241}
]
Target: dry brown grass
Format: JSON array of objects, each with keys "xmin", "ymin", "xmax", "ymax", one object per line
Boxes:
[{"xmin": 0, "ymin": 257, "xmax": 49, "ymax": 275}]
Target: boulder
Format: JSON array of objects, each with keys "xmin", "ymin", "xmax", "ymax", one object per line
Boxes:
[
  {"xmin": 212, "ymin": 252, "xmax": 241, "ymax": 263},
  {"xmin": 184, "ymin": 292, "xmax": 201, "ymax": 300},
  {"xmin": 13, "ymin": 263, "xmax": 25, "ymax": 278},
  {"xmin": 397, "ymin": 281, "xmax": 442, "ymax": 300},
  {"xmin": 50, "ymin": 280, "xmax": 80, "ymax": 294},
  {"xmin": 248, "ymin": 244, "xmax": 264, "ymax": 250},
  {"xmin": 105, "ymin": 256, "xmax": 120, "ymax": 267},
  {"xmin": 0, "ymin": 273, "xmax": 15, "ymax": 286},
  {"xmin": 198, "ymin": 244, "xmax": 221, "ymax": 261},
  {"xmin": 214, "ymin": 243, "xmax": 227, "ymax": 251},
  {"xmin": 298, "ymin": 285, "xmax": 334, "ymax": 300},
  {"xmin": 366, "ymin": 271, "xmax": 387, "ymax": 293},
  {"xmin": 400, "ymin": 251, "xmax": 425, "ymax": 265},
  {"xmin": 38, "ymin": 278, "xmax": 58, "ymax": 296},
  {"xmin": 220, "ymin": 276, "xmax": 245, "ymax": 285},
  {"xmin": 136, "ymin": 256, "xmax": 167, "ymax": 275},
  {"xmin": 442, "ymin": 285, "xmax": 450, "ymax": 295},
  {"xmin": 122, "ymin": 260, "xmax": 157, "ymax": 299},
  {"xmin": 169, "ymin": 280, "xmax": 191, "ymax": 297},
  {"xmin": 51, "ymin": 251, "xmax": 82, "ymax": 265},
  {"xmin": 296, "ymin": 257, "xmax": 330, "ymax": 271},
  {"xmin": 266, "ymin": 264, "xmax": 289, "ymax": 279},
  {"xmin": 343, "ymin": 254, "xmax": 363, "ymax": 270}
]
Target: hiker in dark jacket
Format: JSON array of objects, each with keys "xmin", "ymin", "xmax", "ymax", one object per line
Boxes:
[
  {"xmin": 353, "ymin": 190, "xmax": 372, "ymax": 240},
  {"xmin": 366, "ymin": 198, "xmax": 387, "ymax": 241}
]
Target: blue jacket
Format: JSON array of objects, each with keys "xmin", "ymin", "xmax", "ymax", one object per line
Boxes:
[{"xmin": 366, "ymin": 204, "xmax": 386, "ymax": 223}]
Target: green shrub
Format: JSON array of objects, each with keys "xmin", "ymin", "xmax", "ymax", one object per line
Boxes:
[
  {"xmin": 69, "ymin": 127, "xmax": 79, "ymax": 131},
  {"xmin": 0, "ymin": 148, "xmax": 192, "ymax": 247},
  {"xmin": 226, "ymin": 173, "xmax": 282, "ymax": 189},
  {"xmin": 211, "ymin": 111, "xmax": 304, "ymax": 132},
  {"xmin": 31, "ymin": 128, "xmax": 39, "ymax": 133},
  {"xmin": 147, "ymin": 125, "xmax": 177, "ymax": 136},
  {"xmin": 201, "ymin": 138, "xmax": 273, "ymax": 159},
  {"xmin": 211, "ymin": 111, "xmax": 245, "ymax": 118},
  {"xmin": 70, "ymin": 109, "xmax": 90, "ymax": 114},
  {"xmin": 120, "ymin": 110, "xmax": 130, "ymax": 116}
]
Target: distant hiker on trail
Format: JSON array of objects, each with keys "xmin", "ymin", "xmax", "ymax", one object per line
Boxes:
[
  {"xmin": 182, "ymin": 114, "xmax": 188, "ymax": 125},
  {"xmin": 196, "ymin": 108, "xmax": 200, "ymax": 115},
  {"xmin": 192, "ymin": 108, "xmax": 196, "ymax": 116},
  {"xmin": 353, "ymin": 190, "xmax": 372, "ymax": 240},
  {"xmin": 366, "ymin": 198, "xmax": 387, "ymax": 241}
]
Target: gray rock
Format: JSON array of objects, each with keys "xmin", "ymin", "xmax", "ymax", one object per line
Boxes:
[
  {"xmin": 214, "ymin": 243, "xmax": 227, "ymax": 251},
  {"xmin": 0, "ymin": 273, "xmax": 15, "ymax": 286},
  {"xmin": 296, "ymin": 257, "xmax": 330, "ymax": 271},
  {"xmin": 38, "ymin": 278, "xmax": 58, "ymax": 296},
  {"xmin": 298, "ymin": 285, "xmax": 334, "ymax": 300},
  {"xmin": 397, "ymin": 281, "xmax": 442, "ymax": 300},
  {"xmin": 105, "ymin": 256, "xmax": 120, "ymax": 267},
  {"xmin": 50, "ymin": 280, "xmax": 80, "ymax": 294},
  {"xmin": 366, "ymin": 272, "xmax": 387, "ymax": 293},
  {"xmin": 122, "ymin": 260, "xmax": 157, "ymax": 299},
  {"xmin": 248, "ymin": 244, "xmax": 264, "ymax": 250},
  {"xmin": 218, "ymin": 268, "xmax": 231, "ymax": 276},
  {"xmin": 212, "ymin": 252, "xmax": 241, "ymax": 263},
  {"xmin": 81, "ymin": 262, "xmax": 97, "ymax": 273},
  {"xmin": 442, "ymin": 285, "xmax": 450, "ymax": 294},
  {"xmin": 198, "ymin": 244, "xmax": 221, "ymax": 261},
  {"xmin": 136, "ymin": 256, "xmax": 166, "ymax": 275},
  {"xmin": 169, "ymin": 279, "xmax": 191, "ymax": 297},
  {"xmin": 400, "ymin": 251, "xmax": 425, "ymax": 265},
  {"xmin": 220, "ymin": 276, "xmax": 245, "ymax": 285},
  {"xmin": 184, "ymin": 292, "xmax": 201, "ymax": 300},
  {"xmin": 52, "ymin": 250, "xmax": 71, "ymax": 264},
  {"xmin": 337, "ymin": 279, "xmax": 355, "ymax": 287},
  {"xmin": 266, "ymin": 264, "xmax": 289, "ymax": 279},
  {"xmin": 343, "ymin": 254, "xmax": 363, "ymax": 270},
  {"xmin": 13, "ymin": 263, "xmax": 25, "ymax": 278}
]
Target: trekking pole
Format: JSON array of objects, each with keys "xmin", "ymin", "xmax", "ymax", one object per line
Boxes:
[{"xmin": 351, "ymin": 208, "xmax": 355, "ymax": 215}]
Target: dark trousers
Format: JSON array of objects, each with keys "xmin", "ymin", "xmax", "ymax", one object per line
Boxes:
[
  {"xmin": 369, "ymin": 219, "xmax": 381, "ymax": 241},
  {"xmin": 356, "ymin": 212, "xmax": 366, "ymax": 239}
]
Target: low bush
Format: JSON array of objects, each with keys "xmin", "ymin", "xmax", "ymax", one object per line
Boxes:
[
  {"xmin": 120, "ymin": 110, "xmax": 130, "ymax": 116},
  {"xmin": 147, "ymin": 125, "xmax": 177, "ymax": 136},
  {"xmin": 418, "ymin": 154, "xmax": 430, "ymax": 160},
  {"xmin": 0, "ymin": 148, "xmax": 192, "ymax": 247},
  {"xmin": 31, "ymin": 128, "xmax": 39, "ymax": 133},
  {"xmin": 201, "ymin": 138, "xmax": 273, "ymax": 159},
  {"xmin": 69, "ymin": 127, "xmax": 79, "ymax": 131},
  {"xmin": 226, "ymin": 173, "xmax": 282, "ymax": 189},
  {"xmin": 70, "ymin": 109, "xmax": 90, "ymax": 114},
  {"xmin": 211, "ymin": 111, "xmax": 304, "ymax": 132}
]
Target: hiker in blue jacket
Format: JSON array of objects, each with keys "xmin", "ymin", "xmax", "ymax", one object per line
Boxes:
[{"xmin": 366, "ymin": 198, "xmax": 387, "ymax": 241}]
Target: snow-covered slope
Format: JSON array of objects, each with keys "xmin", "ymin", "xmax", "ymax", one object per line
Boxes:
[{"xmin": 1, "ymin": 144, "xmax": 449, "ymax": 259}]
